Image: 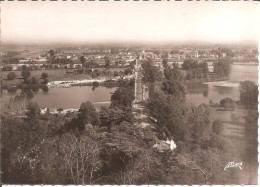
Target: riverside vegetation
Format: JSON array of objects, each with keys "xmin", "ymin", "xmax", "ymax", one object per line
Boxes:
[{"xmin": 1, "ymin": 58, "xmax": 258, "ymax": 184}]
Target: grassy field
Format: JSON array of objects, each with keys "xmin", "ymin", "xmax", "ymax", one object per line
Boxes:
[
  {"xmin": 1, "ymin": 68, "xmax": 127, "ymax": 86},
  {"xmin": 208, "ymin": 106, "xmax": 255, "ymax": 184},
  {"xmin": 209, "ymin": 106, "xmax": 247, "ymax": 137}
]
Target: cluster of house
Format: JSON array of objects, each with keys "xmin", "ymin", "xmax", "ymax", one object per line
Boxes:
[
  {"xmin": 2, "ymin": 62, "xmax": 84, "ymax": 71},
  {"xmin": 154, "ymin": 60, "xmax": 214, "ymax": 73},
  {"xmin": 1, "ymin": 46, "xmax": 258, "ymax": 71},
  {"xmin": 40, "ymin": 108, "xmax": 78, "ymax": 114}
]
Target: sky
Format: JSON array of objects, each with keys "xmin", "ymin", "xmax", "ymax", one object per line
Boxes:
[{"xmin": 1, "ymin": 1, "xmax": 259, "ymax": 44}]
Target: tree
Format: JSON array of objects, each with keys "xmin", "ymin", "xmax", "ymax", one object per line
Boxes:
[
  {"xmin": 161, "ymin": 80, "xmax": 185, "ymax": 101},
  {"xmin": 2, "ymin": 65, "xmax": 13, "ymax": 71},
  {"xmin": 213, "ymin": 59, "xmax": 231, "ymax": 77},
  {"xmin": 182, "ymin": 59, "xmax": 208, "ymax": 80},
  {"xmin": 41, "ymin": 85, "xmax": 49, "ymax": 92},
  {"xmin": 219, "ymin": 98, "xmax": 237, "ymax": 111},
  {"xmin": 21, "ymin": 65, "xmax": 31, "ymax": 84},
  {"xmin": 239, "ymin": 81, "xmax": 258, "ymax": 109},
  {"xmin": 115, "ymin": 61, "xmax": 119, "ymax": 67},
  {"xmin": 77, "ymin": 102, "xmax": 100, "ymax": 130},
  {"xmin": 1, "ymin": 113, "xmax": 47, "ymax": 184},
  {"xmin": 58, "ymin": 133, "xmax": 102, "ymax": 185},
  {"xmin": 57, "ymin": 107, "xmax": 64, "ymax": 112},
  {"xmin": 164, "ymin": 66, "xmax": 184, "ymax": 82},
  {"xmin": 239, "ymin": 110, "xmax": 258, "ymax": 184},
  {"xmin": 99, "ymin": 106, "xmax": 134, "ymax": 130},
  {"xmin": 111, "ymin": 87, "xmax": 134, "ymax": 108},
  {"xmin": 91, "ymin": 69, "xmax": 101, "ymax": 79},
  {"xmin": 31, "ymin": 77, "xmax": 38, "ymax": 85},
  {"xmin": 26, "ymin": 89, "xmax": 35, "ymax": 100},
  {"xmin": 162, "ymin": 58, "xmax": 168, "ymax": 68},
  {"xmin": 26, "ymin": 101, "xmax": 41, "ymax": 119},
  {"xmin": 41, "ymin": 72, "xmax": 48, "ymax": 80},
  {"xmin": 7, "ymin": 72, "xmax": 17, "ymax": 80},
  {"xmin": 124, "ymin": 68, "xmax": 132, "ymax": 75},
  {"xmin": 80, "ymin": 56, "xmax": 86, "ymax": 67},
  {"xmin": 92, "ymin": 81, "xmax": 100, "ymax": 88},
  {"xmin": 182, "ymin": 59, "xmax": 198, "ymax": 70},
  {"xmin": 105, "ymin": 57, "xmax": 110, "ymax": 69},
  {"xmin": 212, "ymin": 119, "xmax": 224, "ymax": 135},
  {"xmin": 141, "ymin": 61, "xmax": 163, "ymax": 83},
  {"xmin": 113, "ymin": 71, "xmax": 119, "ymax": 77},
  {"xmin": 49, "ymin": 49, "xmax": 54, "ymax": 57},
  {"xmin": 147, "ymin": 92, "xmax": 187, "ymax": 141}
]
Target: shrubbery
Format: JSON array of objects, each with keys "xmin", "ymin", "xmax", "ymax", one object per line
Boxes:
[
  {"xmin": 212, "ymin": 119, "xmax": 224, "ymax": 135},
  {"xmin": 220, "ymin": 97, "xmax": 237, "ymax": 111},
  {"xmin": 7, "ymin": 72, "xmax": 17, "ymax": 80}
]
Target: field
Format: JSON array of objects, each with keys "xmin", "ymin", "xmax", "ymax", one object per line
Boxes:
[
  {"xmin": 209, "ymin": 106, "xmax": 247, "ymax": 136},
  {"xmin": 1, "ymin": 68, "xmax": 127, "ymax": 86},
  {"xmin": 209, "ymin": 106, "xmax": 254, "ymax": 183}
]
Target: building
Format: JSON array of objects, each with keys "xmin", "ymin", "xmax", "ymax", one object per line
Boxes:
[{"xmin": 190, "ymin": 51, "xmax": 199, "ymax": 58}]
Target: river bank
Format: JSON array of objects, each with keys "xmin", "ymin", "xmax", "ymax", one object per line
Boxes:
[
  {"xmin": 47, "ymin": 74, "xmax": 134, "ymax": 88},
  {"xmin": 186, "ymin": 77, "xmax": 229, "ymax": 84}
]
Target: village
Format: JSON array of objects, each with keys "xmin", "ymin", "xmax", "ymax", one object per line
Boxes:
[
  {"xmin": 1, "ymin": 1, "xmax": 259, "ymax": 185},
  {"xmin": 1, "ymin": 45, "xmax": 258, "ymax": 72}
]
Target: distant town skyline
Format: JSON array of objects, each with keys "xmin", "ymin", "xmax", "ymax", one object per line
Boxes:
[{"xmin": 1, "ymin": 1, "xmax": 259, "ymax": 44}]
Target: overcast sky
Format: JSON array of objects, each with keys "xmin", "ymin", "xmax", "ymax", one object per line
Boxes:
[{"xmin": 1, "ymin": 1, "xmax": 259, "ymax": 44}]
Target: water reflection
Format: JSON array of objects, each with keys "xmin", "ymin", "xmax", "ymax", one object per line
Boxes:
[
  {"xmin": 186, "ymin": 65, "xmax": 258, "ymax": 105},
  {"xmin": 211, "ymin": 86, "xmax": 235, "ymax": 95},
  {"xmin": 186, "ymin": 83, "xmax": 239, "ymax": 106},
  {"xmin": 1, "ymin": 65, "xmax": 258, "ymax": 108},
  {"xmin": 186, "ymin": 82, "xmax": 208, "ymax": 96},
  {"xmin": 1, "ymin": 86, "xmax": 116, "ymax": 109}
]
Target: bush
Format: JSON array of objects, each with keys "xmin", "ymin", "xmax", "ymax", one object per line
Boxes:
[
  {"xmin": 92, "ymin": 81, "xmax": 100, "ymax": 87},
  {"xmin": 113, "ymin": 71, "xmax": 119, "ymax": 77},
  {"xmin": 2, "ymin": 65, "xmax": 13, "ymax": 71},
  {"xmin": 42, "ymin": 78, "xmax": 49, "ymax": 84},
  {"xmin": 57, "ymin": 107, "xmax": 64, "ymax": 112},
  {"xmin": 220, "ymin": 97, "xmax": 237, "ymax": 111},
  {"xmin": 239, "ymin": 81, "xmax": 258, "ymax": 109},
  {"xmin": 7, "ymin": 72, "xmax": 17, "ymax": 80},
  {"xmin": 212, "ymin": 119, "xmax": 224, "ymax": 135},
  {"xmin": 42, "ymin": 72, "xmax": 48, "ymax": 79},
  {"xmin": 41, "ymin": 85, "xmax": 49, "ymax": 92},
  {"xmin": 111, "ymin": 87, "xmax": 134, "ymax": 108},
  {"xmin": 124, "ymin": 68, "xmax": 132, "ymax": 75},
  {"xmin": 26, "ymin": 89, "xmax": 34, "ymax": 100},
  {"xmin": 31, "ymin": 77, "xmax": 38, "ymax": 85}
]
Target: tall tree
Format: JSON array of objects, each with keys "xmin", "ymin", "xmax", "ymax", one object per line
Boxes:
[
  {"xmin": 21, "ymin": 65, "xmax": 31, "ymax": 84},
  {"xmin": 111, "ymin": 87, "xmax": 134, "ymax": 108},
  {"xmin": 41, "ymin": 72, "xmax": 48, "ymax": 79},
  {"xmin": 162, "ymin": 58, "xmax": 168, "ymax": 68},
  {"xmin": 213, "ymin": 59, "xmax": 231, "ymax": 77},
  {"xmin": 77, "ymin": 102, "xmax": 100, "ymax": 129},
  {"xmin": 26, "ymin": 101, "xmax": 41, "ymax": 119},
  {"xmin": 80, "ymin": 56, "xmax": 86, "ymax": 67},
  {"xmin": 141, "ymin": 61, "xmax": 163, "ymax": 83},
  {"xmin": 105, "ymin": 56, "xmax": 110, "ymax": 69},
  {"xmin": 239, "ymin": 81, "xmax": 258, "ymax": 109},
  {"xmin": 49, "ymin": 50, "xmax": 54, "ymax": 57},
  {"xmin": 161, "ymin": 80, "xmax": 185, "ymax": 101}
]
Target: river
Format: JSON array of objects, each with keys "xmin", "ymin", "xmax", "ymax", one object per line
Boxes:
[
  {"xmin": 1, "ymin": 64, "xmax": 258, "ymax": 109},
  {"xmin": 1, "ymin": 86, "xmax": 116, "ymax": 109},
  {"xmin": 186, "ymin": 64, "xmax": 258, "ymax": 106}
]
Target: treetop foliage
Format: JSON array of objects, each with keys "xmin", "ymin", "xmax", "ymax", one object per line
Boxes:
[{"xmin": 239, "ymin": 81, "xmax": 258, "ymax": 109}]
